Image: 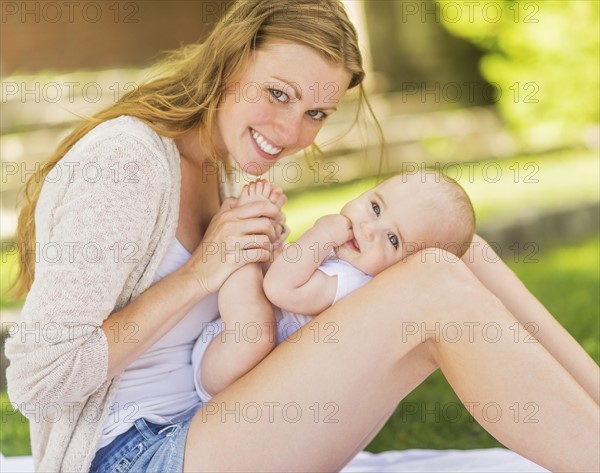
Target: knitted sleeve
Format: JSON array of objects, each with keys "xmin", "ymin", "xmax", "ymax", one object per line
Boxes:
[{"xmin": 5, "ymin": 130, "xmax": 169, "ymax": 415}]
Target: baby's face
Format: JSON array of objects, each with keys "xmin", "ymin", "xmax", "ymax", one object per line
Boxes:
[{"xmin": 335, "ymin": 174, "xmax": 455, "ymax": 276}]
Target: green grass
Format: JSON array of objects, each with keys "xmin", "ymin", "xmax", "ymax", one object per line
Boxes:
[
  {"xmin": 0, "ymin": 392, "xmax": 31, "ymax": 456},
  {"xmin": 1, "ymin": 235, "xmax": 598, "ymax": 457}
]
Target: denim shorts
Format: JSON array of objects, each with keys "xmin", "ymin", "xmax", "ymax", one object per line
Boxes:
[{"xmin": 89, "ymin": 414, "xmax": 196, "ymax": 473}]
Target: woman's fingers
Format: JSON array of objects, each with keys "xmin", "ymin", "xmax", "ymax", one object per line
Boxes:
[
  {"xmin": 218, "ymin": 197, "xmax": 238, "ymax": 213},
  {"xmin": 230, "ymin": 199, "xmax": 282, "ymax": 220},
  {"xmin": 208, "ymin": 201, "xmax": 283, "ymax": 244},
  {"xmin": 238, "ymin": 233, "xmax": 271, "ymax": 249},
  {"xmin": 219, "ymin": 235, "xmax": 273, "ymax": 268},
  {"xmin": 234, "ymin": 217, "xmax": 278, "ymax": 242},
  {"xmin": 185, "ymin": 196, "xmax": 285, "ymax": 293}
]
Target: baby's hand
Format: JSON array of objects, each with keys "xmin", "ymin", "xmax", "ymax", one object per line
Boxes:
[{"xmin": 313, "ymin": 214, "xmax": 353, "ymax": 247}]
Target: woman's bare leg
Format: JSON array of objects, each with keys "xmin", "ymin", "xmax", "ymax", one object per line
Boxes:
[
  {"xmin": 463, "ymin": 235, "xmax": 600, "ymax": 403},
  {"xmin": 184, "ymin": 250, "xmax": 599, "ymax": 472},
  {"xmin": 339, "ymin": 342, "xmax": 439, "ymax": 467}
]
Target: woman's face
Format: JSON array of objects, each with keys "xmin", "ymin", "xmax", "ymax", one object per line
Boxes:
[{"xmin": 215, "ymin": 41, "xmax": 353, "ymax": 176}]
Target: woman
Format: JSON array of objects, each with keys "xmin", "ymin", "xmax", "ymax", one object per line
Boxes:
[{"xmin": 6, "ymin": 1, "xmax": 599, "ymax": 472}]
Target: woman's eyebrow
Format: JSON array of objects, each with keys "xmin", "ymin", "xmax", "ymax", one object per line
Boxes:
[
  {"xmin": 272, "ymin": 76, "xmax": 302, "ymax": 100},
  {"xmin": 270, "ymin": 76, "xmax": 338, "ymax": 111}
]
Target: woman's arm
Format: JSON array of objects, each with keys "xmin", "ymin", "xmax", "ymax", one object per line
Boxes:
[
  {"xmin": 103, "ymin": 198, "xmax": 282, "ymax": 380},
  {"xmin": 264, "ymin": 214, "xmax": 353, "ymax": 316},
  {"xmin": 5, "ymin": 136, "xmax": 176, "ymax": 407},
  {"xmin": 5, "ymin": 140, "xmax": 281, "ymax": 410},
  {"xmin": 462, "ymin": 234, "xmax": 599, "ymax": 404}
]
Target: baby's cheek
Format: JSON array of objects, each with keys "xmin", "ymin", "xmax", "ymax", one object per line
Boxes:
[{"xmin": 366, "ymin": 255, "xmax": 388, "ymax": 277}]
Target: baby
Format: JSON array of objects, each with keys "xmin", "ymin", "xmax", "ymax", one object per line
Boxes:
[{"xmin": 192, "ymin": 169, "xmax": 476, "ymax": 401}]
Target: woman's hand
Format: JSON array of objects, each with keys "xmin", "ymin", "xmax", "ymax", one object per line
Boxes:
[
  {"xmin": 266, "ymin": 184, "xmax": 289, "ymax": 249},
  {"xmin": 239, "ymin": 179, "xmax": 290, "ymax": 255},
  {"xmin": 182, "ymin": 196, "xmax": 284, "ymax": 294}
]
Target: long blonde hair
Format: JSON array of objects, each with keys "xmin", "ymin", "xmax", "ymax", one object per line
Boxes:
[{"xmin": 10, "ymin": 0, "xmax": 379, "ymax": 298}]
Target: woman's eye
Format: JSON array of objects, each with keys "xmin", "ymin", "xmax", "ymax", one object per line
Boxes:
[
  {"xmin": 388, "ymin": 233, "xmax": 399, "ymax": 249},
  {"xmin": 371, "ymin": 202, "xmax": 380, "ymax": 216},
  {"xmin": 307, "ymin": 109, "xmax": 327, "ymax": 121},
  {"xmin": 269, "ymin": 89, "xmax": 288, "ymax": 103}
]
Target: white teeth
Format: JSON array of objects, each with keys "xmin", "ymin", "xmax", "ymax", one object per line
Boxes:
[{"xmin": 251, "ymin": 129, "xmax": 282, "ymax": 155}]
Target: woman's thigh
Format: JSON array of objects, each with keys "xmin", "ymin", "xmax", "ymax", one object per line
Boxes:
[
  {"xmin": 338, "ymin": 342, "xmax": 439, "ymax": 467},
  {"xmin": 182, "ymin": 253, "xmax": 472, "ymax": 472}
]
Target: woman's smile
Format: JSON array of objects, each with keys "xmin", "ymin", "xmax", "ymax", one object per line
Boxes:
[
  {"xmin": 249, "ymin": 128, "xmax": 283, "ymax": 159},
  {"xmin": 215, "ymin": 42, "xmax": 352, "ymax": 176}
]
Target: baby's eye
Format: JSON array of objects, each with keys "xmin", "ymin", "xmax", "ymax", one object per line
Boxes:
[
  {"xmin": 371, "ymin": 202, "xmax": 381, "ymax": 216},
  {"xmin": 307, "ymin": 109, "xmax": 327, "ymax": 122},
  {"xmin": 388, "ymin": 233, "xmax": 399, "ymax": 249},
  {"xmin": 269, "ymin": 88, "xmax": 288, "ymax": 103}
]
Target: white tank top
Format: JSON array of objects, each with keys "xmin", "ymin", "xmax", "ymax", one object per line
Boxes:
[{"xmin": 97, "ymin": 236, "xmax": 219, "ymax": 449}]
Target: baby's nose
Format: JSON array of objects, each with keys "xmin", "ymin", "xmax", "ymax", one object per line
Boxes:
[{"xmin": 360, "ymin": 221, "xmax": 374, "ymax": 241}]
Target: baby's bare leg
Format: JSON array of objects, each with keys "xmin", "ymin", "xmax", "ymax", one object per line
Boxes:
[
  {"xmin": 201, "ymin": 264, "xmax": 277, "ymax": 397},
  {"xmin": 218, "ymin": 180, "xmax": 281, "ymax": 321},
  {"xmin": 202, "ymin": 181, "xmax": 284, "ymax": 396}
]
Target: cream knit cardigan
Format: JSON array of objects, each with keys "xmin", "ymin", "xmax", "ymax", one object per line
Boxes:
[{"xmin": 5, "ymin": 116, "xmax": 184, "ymax": 472}]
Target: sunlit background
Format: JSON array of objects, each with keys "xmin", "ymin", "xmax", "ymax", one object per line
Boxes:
[{"xmin": 1, "ymin": 0, "xmax": 598, "ymax": 457}]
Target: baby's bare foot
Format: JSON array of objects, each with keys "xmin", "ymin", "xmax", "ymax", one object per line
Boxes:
[
  {"xmin": 238, "ymin": 179, "xmax": 284, "ymax": 208},
  {"xmin": 237, "ymin": 179, "xmax": 288, "ymax": 246}
]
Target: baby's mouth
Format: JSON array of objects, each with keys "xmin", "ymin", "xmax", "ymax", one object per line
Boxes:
[{"xmin": 346, "ymin": 238, "xmax": 360, "ymax": 253}]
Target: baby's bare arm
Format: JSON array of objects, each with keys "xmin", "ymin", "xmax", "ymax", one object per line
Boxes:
[{"xmin": 264, "ymin": 214, "xmax": 353, "ymax": 316}]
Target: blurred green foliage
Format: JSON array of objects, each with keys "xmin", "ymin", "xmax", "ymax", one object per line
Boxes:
[
  {"xmin": 436, "ymin": 0, "xmax": 600, "ymax": 145},
  {"xmin": 0, "ymin": 249, "xmax": 23, "ymax": 309}
]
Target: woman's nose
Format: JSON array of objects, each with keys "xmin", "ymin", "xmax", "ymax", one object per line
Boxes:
[
  {"xmin": 360, "ymin": 221, "xmax": 374, "ymax": 241},
  {"xmin": 272, "ymin": 111, "xmax": 303, "ymax": 147}
]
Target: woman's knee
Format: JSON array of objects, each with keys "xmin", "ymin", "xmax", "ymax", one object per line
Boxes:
[
  {"xmin": 393, "ymin": 247, "xmax": 480, "ymax": 289},
  {"xmin": 383, "ymin": 247, "xmax": 505, "ymax": 319}
]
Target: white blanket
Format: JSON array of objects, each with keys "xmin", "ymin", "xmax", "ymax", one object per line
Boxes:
[
  {"xmin": 341, "ymin": 448, "xmax": 549, "ymax": 472},
  {"xmin": 1, "ymin": 449, "xmax": 549, "ymax": 472}
]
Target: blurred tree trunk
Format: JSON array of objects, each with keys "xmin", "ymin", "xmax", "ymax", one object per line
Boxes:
[{"xmin": 363, "ymin": 0, "xmax": 490, "ymax": 107}]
